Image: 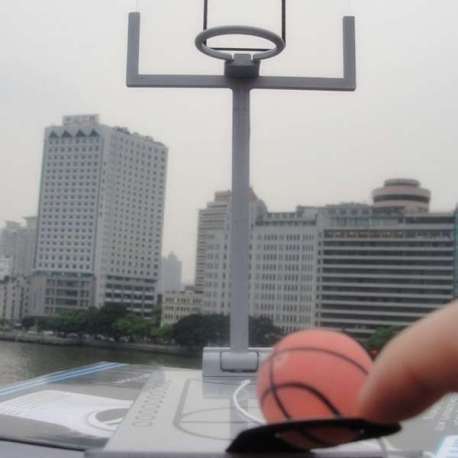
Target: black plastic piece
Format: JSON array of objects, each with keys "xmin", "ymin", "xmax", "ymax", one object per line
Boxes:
[{"xmin": 227, "ymin": 418, "xmax": 401, "ymax": 453}]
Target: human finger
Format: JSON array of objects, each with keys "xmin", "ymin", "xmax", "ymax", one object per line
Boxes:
[{"xmin": 357, "ymin": 301, "xmax": 458, "ymax": 423}]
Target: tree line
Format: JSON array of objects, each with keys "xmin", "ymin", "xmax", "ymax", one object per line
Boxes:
[
  {"xmin": 20, "ymin": 305, "xmax": 284, "ymax": 348},
  {"xmin": 20, "ymin": 305, "xmax": 401, "ymax": 352}
]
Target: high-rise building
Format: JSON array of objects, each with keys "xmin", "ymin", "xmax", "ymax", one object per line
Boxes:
[
  {"xmin": 30, "ymin": 115, "xmax": 167, "ymax": 317},
  {"xmin": 199, "ymin": 190, "xmax": 268, "ymax": 313},
  {"xmin": 0, "ymin": 257, "xmax": 12, "ymax": 280},
  {"xmin": 251, "ymin": 207, "xmax": 319, "ymax": 333},
  {"xmin": 0, "ymin": 276, "xmax": 29, "ymax": 323},
  {"xmin": 198, "ymin": 191, "xmax": 319, "ymax": 333},
  {"xmin": 0, "ymin": 217, "xmax": 36, "ymax": 276},
  {"xmin": 0, "ymin": 221, "xmax": 21, "ymax": 258},
  {"xmin": 159, "ymin": 252, "xmax": 183, "ymax": 293},
  {"xmin": 194, "ymin": 191, "xmax": 232, "ymax": 293}
]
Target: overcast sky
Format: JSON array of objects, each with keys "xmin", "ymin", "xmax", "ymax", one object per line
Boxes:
[{"xmin": 1, "ymin": 0, "xmax": 457, "ymax": 282}]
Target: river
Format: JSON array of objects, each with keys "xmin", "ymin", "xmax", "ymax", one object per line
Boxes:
[{"xmin": 0, "ymin": 340, "xmax": 201, "ymax": 386}]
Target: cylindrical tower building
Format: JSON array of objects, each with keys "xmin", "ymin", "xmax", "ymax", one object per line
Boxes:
[{"xmin": 372, "ymin": 178, "xmax": 431, "ymax": 212}]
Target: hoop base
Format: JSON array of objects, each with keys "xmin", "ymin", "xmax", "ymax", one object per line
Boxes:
[{"xmin": 225, "ymin": 54, "xmax": 260, "ymax": 78}]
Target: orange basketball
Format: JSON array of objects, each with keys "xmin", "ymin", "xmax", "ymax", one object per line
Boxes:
[{"xmin": 257, "ymin": 329, "xmax": 372, "ymax": 423}]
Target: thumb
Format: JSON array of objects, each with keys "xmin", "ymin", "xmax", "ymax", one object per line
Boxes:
[{"xmin": 358, "ymin": 301, "xmax": 458, "ymax": 424}]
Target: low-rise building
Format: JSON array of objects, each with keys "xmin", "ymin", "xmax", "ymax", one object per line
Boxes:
[
  {"xmin": 161, "ymin": 286, "xmax": 203, "ymax": 326},
  {"xmin": 0, "ymin": 276, "xmax": 30, "ymax": 323},
  {"xmin": 315, "ymin": 204, "xmax": 457, "ymax": 339}
]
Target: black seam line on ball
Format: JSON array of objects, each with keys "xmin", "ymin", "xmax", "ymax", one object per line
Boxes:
[
  {"xmin": 269, "ymin": 348, "xmax": 292, "ymax": 419},
  {"xmin": 261, "ymin": 382, "xmax": 342, "ymax": 417},
  {"xmin": 271, "ymin": 347, "xmax": 370, "ymax": 375}
]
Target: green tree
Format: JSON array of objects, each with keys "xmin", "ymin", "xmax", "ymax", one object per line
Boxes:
[
  {"xmin": 21, "ymin": 316, "xmax": 55, "ymax": 331},
  {"xmin": 88, "ymin": 305, "xmax": 128, "ymax": 340},
  {"xmin": 171, "ymin": 314, "xmax": 282, "ymax": 349},
  {"xmin": 150, "ymin": 324, "xmax": 173, "ymax": 344},
  {"xmin": 150, "ymin": 305, "xmax": 162, "ymax": 328},
  {"xmin": 48, "ymin": 309, "xmax": 94, "ymax": 336},
  {"xmin": 21, "ymin": 316, "xmax": 36, "ymax": 329},
  {"xmin": 366, "ymin": 326, "xmax": 401, "ymax": 353},
  {"xmin": 113, "ymin": 315, "xmax": 151, "ymax": 340},
  {"xmin": 172, "ymin": 314, "xmax": 229, "ymax": 348},
  {"xmin": 0, "ymin": 318, "xmax": 10, "ymax": 330}
]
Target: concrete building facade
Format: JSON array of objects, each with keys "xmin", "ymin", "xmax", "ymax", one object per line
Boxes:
[
  {"xmin": 0, "ymin": 257, "xmax": 12, "ymax": 281},
  {"xmin": 0, "ymin": 218, "xmax": 37, "ymax": 277},
  {"xmin": 31, "ymin": 115, "xmax": 167, "ymax": 317},
  {"xmin": 200, "ymin": 190, "xmax": 268, "ymax": 314},
  {"xmin": 197, "ymin": 180, "xmax": 457, "ymax": 338},
  {"xmin": 251, "ymin": 208, "xmax": 319, "ymax": 333},
  {"xmin": 161, "ymin": 286, "xmax": 203, "ymax": 326},
  {"xmin": 159, "ymin": 252, "xmax": 183, "ymax": 293},
  {"xmin": 315, "ymin": 204, "xmax": 456, "ymax": 339},
  {"xmin": 372, "ymin": 178, "xmax": 431, "ymax": 213},
  {"xmin": 194, "ymin": 191, "xmax": 232, "ymax": 293},
  {"xmin": 198, "ymin": 192, "xmax": 319, "ymax": 333},
  {"xmin": 0, "ymin": 276, "xmax": 30, "ymax": 323}
]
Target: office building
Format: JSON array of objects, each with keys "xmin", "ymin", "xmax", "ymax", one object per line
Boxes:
[
  {"xmin": 198, "ymin": 180, "xmax": 457, "ymax": 337},
  {"xmin": 194, "ymin": 191, "xmax": 232, "ymax": 293},
  {"xmin": 315, "ymin": 180, "xmax": 456, "ymax": 338},
  {"xmin": 251, "ymin": 207, "xmax": 319, "ymax": 333},
  {"xmin": 199, "ymin": 191, "xmax": 319, "ymax": 333},
  {"xmin": 0, "ymin": 257, "xmax": 11, "ymax": 281},
  {"xmin": 0, "ymin": 276, "xmax": 29, "ymax": 323},
  {"xmin": 372, "ymin": 178, "xmax": 431, "ymax": 213},
  {"xmin": 0, "ymin": 218, "xmax": 37, "ymax": 277},
  {"xmin": 315, "ymin": 203, "xmax": 456, "ymax": 339},
  {"xmin": 30, "ymin": 115, "xmax": 167, "ymax": 317},
  {"xmin": 199, "ymin": 190, "xmax": 268, "ymax": 313},
  {"xmin": 159, "ymin": 252, "xmax": 183, "ymax": 293}
]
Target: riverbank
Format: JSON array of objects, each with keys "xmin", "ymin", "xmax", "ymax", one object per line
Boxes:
[{"xmin": 0, "ymin": 331, "xmax": 196, "ymax": 357}]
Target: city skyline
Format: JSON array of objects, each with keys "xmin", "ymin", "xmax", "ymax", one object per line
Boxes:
[
  {"xmin": 2, "ymin": 0, "xmax": 458, "ymax": 282},
  {"xmin": 1, "ymin": 167, "xmax": 457, "ymax": 284}
]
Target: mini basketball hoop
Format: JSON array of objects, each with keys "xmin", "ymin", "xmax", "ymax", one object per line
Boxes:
[{"xmin": 126, "ymin": 9, "xmax": 357, "ymax": 376}]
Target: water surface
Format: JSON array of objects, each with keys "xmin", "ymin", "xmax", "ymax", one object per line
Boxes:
[{"xmin": 0, "ymin": 341, "xmax": 200, "ymax": 386}]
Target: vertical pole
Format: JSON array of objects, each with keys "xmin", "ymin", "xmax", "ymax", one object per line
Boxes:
[{"xmin": 230, "ymin": 85, "xmax": 251, "ymax": 352}]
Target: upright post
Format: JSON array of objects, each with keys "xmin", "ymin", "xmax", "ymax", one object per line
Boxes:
[{"xmin": 230, "ymin": 84, "xmax": 251, "ymax": 352}]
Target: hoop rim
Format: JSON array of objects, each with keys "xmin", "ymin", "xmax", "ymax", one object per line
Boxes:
[{"xmin": 195, "ymin": 25, "xmax": 285, "ymax": 62}]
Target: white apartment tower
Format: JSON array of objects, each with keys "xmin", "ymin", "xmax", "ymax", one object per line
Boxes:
[{"xmin": 31, "ymin": 115, "xmax": 167, "ymax": 317}]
